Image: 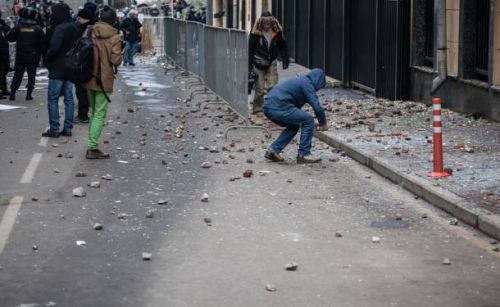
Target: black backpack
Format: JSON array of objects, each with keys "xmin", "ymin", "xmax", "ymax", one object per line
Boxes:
[{"xmin": 65, "ymin": 26, "xmax": 94, "ymax": 84}]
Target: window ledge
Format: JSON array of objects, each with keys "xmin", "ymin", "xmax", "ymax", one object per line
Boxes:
[
  {"xmin": 491, "ymin": 85, "xmax": 500, "ymax": 93},
  {"xmin": 411, "ymin": 66, "xmax": 434, "ymax": 74},
  {"xmin": 459, "ymin": 78, "xmax": 489, "ymax": 89}
]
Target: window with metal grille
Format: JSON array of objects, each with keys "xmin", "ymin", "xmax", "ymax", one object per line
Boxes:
[
  {"xmin": 424, "ymin": 0, "xmax": 434, "ymax": 66},
  {"xmin": 474, "ymin": 0, "xmax": 490, "ymax": 80}
]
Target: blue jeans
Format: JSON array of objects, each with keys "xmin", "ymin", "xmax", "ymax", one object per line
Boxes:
[
  {"xmin": 124, "ymin": 41, "xmax": 139, "ymax": 64},
  {"xmin": 47, "ymin": 79, "xmax": 74, "ymax": 133},
  {"xmin": 263, "ymin": 99, "xmax": 315, "ymax": 156}
]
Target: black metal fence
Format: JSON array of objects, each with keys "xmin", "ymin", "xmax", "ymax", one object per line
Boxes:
[
  {"xmin": 272, "ymin": 0, "xmax": 411, "ymax": 100},
  {"xmin": 475, "ymin": 0, "xmax": 490, "ymax": 80},
  {"xmin": 164, "ymin": 18, "xmax": 249, "ymax": 118}
]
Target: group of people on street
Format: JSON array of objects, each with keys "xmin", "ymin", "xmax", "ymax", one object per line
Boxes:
[
  {"xmin": 248, "ymin": 11, "xmax": 328, "ymax": 164},
  {"xmin": 0, "ymin": 1, "xmax": 124, "ymax": 159},
  {"xmin": 1, "ymin": 4, "xmax": 328, "ymax": 164}
]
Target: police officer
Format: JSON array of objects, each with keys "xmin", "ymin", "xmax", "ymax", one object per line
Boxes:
[
  {"xmin": 7, "ymin": 7, "xmax": 46, "ymax": 101},
  {"xmin": 0, "ymin": 11, "xmax": 10, "ymax": 99}
]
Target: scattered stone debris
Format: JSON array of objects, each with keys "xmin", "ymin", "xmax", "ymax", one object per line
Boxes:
[
  {"xmin": 492, "ymin": 247, "xmax": 500, "ymax": 252},
  {"xmin": 285, "ymin": 262, "xmax": 299, "ymax": 271},
  {"xmin": 442, "ymin": 258, "xmax": 451, "ymax": 265},
  {"xmin": 201, "ymin": 161, "xmax": 212, "ymax": 168},
  {"xmin": 287, "ymin": 179, "xmax": 293, "ymax": 183},
  {"xmin": 93, "ymin": 223, "xmax": 103, "ymax": 230},
  {"xmin": 101, "ymin": 174, "xmax": 113, "ymax": 181},
  {"xmin": 31, "ymin": 197, "xmax": 38, "ymax": 202},
  {"xmin": 243, "ymin": 170, "xmax": 253, "ymax": 178},
  {"xmin": 229, "ymin": 176, "xmax": 241, "ymax": 182},
  {"xmin": 372, "ymin": 236, "xmax": 381, "ymax": 243},
  {"xmin": 246, "ymin": 158, "xmax": 254, "ymax": 164},
  {"xmin": 329, "ymin": 156, "xmax": 340, "ymax": 162},
  {"xmin": 88, "ymin": 181, "xmax": 101, "ymax": 188},
  {"xmin": 335, "ymin": 231, "xmax": 343, "ymax": 238},
  {"xmin": 53, "ymin": 168, "xmax": 60, "ymax": 173},
  {"xmin": 395, "ymin": 213, "xmax": 403, "ymax": 221},
  {"xmin": 117, "ymin": 213, "xmax": 131, "ymax": 220},
  {"xmin": 449, "ymin": 218, "xmax": 459, "ymax": 226},
  {"xmin": 76, "ymin": 240, "xmax": 87, "ymax": 247},
  {"xmin": 32, "ymin": 245, "xmax": 38, "ymax": 251},
  {"xmin": 65, "ymin": 152, "xmax": 74, "ymax": 159},
  {"xmin": 265, "ymin": 284, "xmax": 277, "ymax": 292},
  {"xmin": 463, "ymin": 146, "xmax": 474, "ymax": 153},
  {"xmin": 146, "ymin": 209, "xmax": 156, "ymax": 218},
  {"xmin": 421, "ymin": 213, "xmax": 428, "ymax": 219},
  {"xmin": 490, "ymin": 239, "xmax": 498, "ymax": 245},
  {"xmin": 131, "ymin": 153, "xmax": 140, "ymax": 159},
  {"xmin": 201, "ymin": 193, "xmax": 209, "ymax": 202},
  {"xmin": 203, "ymin": 217, "xmax": 212, "ymax": 226},
  {"xmin": 157, "ymin": 199, "xmax": 169, "ymax": 205},
  {"xmin": 75, "ymin": 172, "xmax": 87, "ymax": 177},
  {"xmin": 72, "ymin": 187, "xmax": 86, "ymax": 197},
  {"xmin": 259, "ymin": 170, "xmax": 271, "ymax": 176},
  {"xmin": 142, "ymin": 252, "xmax": 152, "ymax": 261}
]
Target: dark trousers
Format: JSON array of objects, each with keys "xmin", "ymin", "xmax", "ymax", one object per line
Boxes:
[
  {"xmin": 11, "ymin": 62, "xmax": 37, "ymax": 92},
  {"xmin": 75, "ymin": 82, "xmax": 89, "ymax": 120},
  {"xmin": 0, "ymin": 61, "xmax": 8, "ymax": 92}
]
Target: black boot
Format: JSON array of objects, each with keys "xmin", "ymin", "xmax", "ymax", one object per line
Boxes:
[
  {"xmin": 26, "ymin": 89, "xmax": 33, "ymax": 101},
  {"xmin": 9, "ymin": 91, "xmax": 15, "ymax": 101}
]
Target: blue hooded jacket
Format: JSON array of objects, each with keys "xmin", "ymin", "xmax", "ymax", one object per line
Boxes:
[{"xmin": 264, "ymin": 68, "xmax": 327, "ymax": 126}]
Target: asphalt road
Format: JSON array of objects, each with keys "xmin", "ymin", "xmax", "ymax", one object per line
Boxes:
[{"xmin": 0, "ymin": 61, "xmax": 499, "ymax": 307}]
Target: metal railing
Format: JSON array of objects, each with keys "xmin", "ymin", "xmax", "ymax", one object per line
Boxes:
[{"xmin": 164, "ymin": 17, "xmax": 250, "ymax": 120}]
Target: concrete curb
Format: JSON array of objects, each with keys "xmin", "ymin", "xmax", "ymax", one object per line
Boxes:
[{"xmin": 315, "ymin": 131, "xmax": 500, "ymax": 241}]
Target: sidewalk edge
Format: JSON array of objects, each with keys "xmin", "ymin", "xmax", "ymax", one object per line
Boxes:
[{"xmin": 314, "ymin": 131, "xmax": 500, "ymax": 241}]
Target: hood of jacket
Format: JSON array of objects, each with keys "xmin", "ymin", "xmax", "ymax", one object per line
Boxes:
[
  {"xmin": 93, "ymin": 21, "xmax": 118, "ymax": 39},
  {"xmin": 306, "ymin": 69, "xmax": 326, "ymax": 91},
  {"xmin": 50, "ymin": 2, "xmax": 71, "ymax": 26}
]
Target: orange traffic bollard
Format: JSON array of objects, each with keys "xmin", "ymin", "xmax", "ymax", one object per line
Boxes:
[{"xmin": 428, "ymin": 98, "xmax": 449, "ymax": 178}]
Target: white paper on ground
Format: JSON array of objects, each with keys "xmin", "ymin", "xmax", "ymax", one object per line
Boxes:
[{"xmin": 0, "ymin": 104, "xmax": 26, "ymax": 111}]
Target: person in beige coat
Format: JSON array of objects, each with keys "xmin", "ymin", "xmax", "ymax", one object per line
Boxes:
[{"xmin": 84, "ymin": 6, "xmax": 122, "ymax": 159}]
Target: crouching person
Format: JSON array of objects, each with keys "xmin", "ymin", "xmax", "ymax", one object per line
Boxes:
[
  {"xmin": 263, "ymin": 69, "xmax": 329, "ymax": 164},
  {"xmin": 85, "ymin": 6, "xmax": 122, "ymax": 159}
]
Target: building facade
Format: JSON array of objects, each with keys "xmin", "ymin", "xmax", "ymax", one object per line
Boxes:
[{"xmin": 208, "ymin": 0, "xmax": 500, "ymax": 121}]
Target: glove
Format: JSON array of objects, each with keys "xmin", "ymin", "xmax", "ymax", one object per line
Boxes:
[{"xmin": 282, "ymin": 61, "xmax": 289, "ymax": 70}]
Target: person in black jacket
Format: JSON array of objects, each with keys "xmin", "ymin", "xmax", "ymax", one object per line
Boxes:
[
  {"xmin": 73, "ymin": 6, "xmax": 97, "ymax": 124},
  {"xmin": 120, "ymin": 9, "xmax": 141, "ymax": 66},
  {"xmin": 248, "ymin": 11, "xmax": 289, "ymax": 114},
  {"xmin": 7, "ymin": 7, "xmax": 46, "ymax": 101},
  {"xmin": 0, "ymin": 12, "xmax": 10, "ymax": 99},
  {"xmin": 42, "ymin": 2, "xmax": 79, "ymax": 138}
]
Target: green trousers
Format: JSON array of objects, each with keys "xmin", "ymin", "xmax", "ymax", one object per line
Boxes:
[{"xmin": 87, "ymin": 90, "xmax": 110, "ymax": 150}]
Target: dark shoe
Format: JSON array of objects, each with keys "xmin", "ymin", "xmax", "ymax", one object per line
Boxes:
[
  {"xmin": 129, "ymin": 62, "xmax": 136, "ymax": 66},
  {"xmin": 41, "ymin": 130, "xmax": 59, "ymax": 138},
  {"xmin": 9, "ymin": 93, "xmax": 15, "ymax": 101},
  {"xmin": 60, "ymin": 130, "xmax": 72, "ymax": 137},
  {"xmin": 74, "ymin": 117, "xmax": 89, "ymax": 124},
  {"xmin": 265, "ymin": 150, "xmax": 284, "ymax": 162},
  {"xmin": 297, "ymin": 154, "xmax": 322, "ymax": 164},
  {"xmin": 26, "ymin": 94, "xmax": 33, "ymax": 101},
  {"xmin": 86, "ymin": 149, "xmax": 110, "ymax": 159}
]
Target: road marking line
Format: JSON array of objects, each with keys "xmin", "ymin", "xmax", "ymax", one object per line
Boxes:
[
  {"xmin": 0, "ymin": 196, "xmax": 24, "ymax": 254},
  {"xmin": 20, "ymin": 153, "xmax": 42, "ymax": 183},
  {"xmin": 38, "ymin": 137, "xmax": 48, "ymax": 147}
]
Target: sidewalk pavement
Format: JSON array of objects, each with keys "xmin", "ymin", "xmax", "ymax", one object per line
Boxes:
[{"xmin": 268, "ymin": 63, "xmax": 500, "ymax": 241}]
